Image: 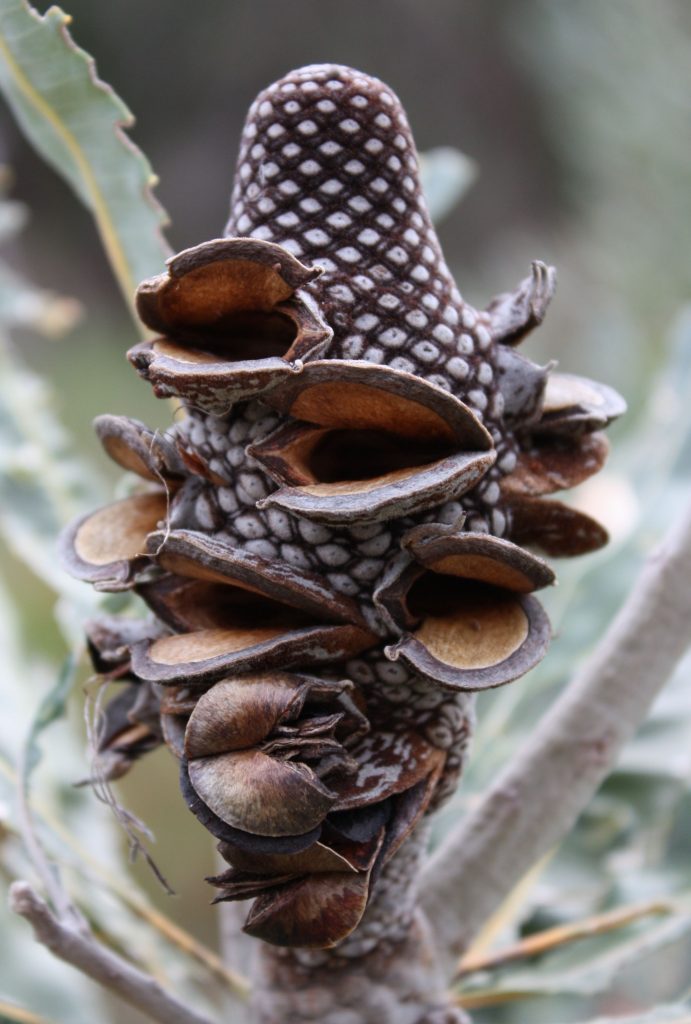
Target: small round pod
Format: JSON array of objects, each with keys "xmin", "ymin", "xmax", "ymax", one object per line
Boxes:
[
  {"xmin": 242, "ymin": 862, "xmax": 376, "ymax": 949},
  {"xmin": 179, "ymin": 759, "xmax": 323, "ymax": 854},
  {"xmin": 94, "ymin": 415, "xmax": 187, "ymax": 484},
  {"xmin": 505, "ymin": 494, "xmax": 610, "ymax": 557},
  {"xmin": 501, "ymin": 432, "xmax": 610, "ymax": 498},
  {"xmin": 128, "ymin": 238, "xmax": 332, "ymax": 413},
  {"xmin": 250, "ymin": 359, "xmax": 495, "ymax": 525},
  {"xmin": 59, "ymin": 492, "xmax": 168, "ymax": 591},
  {"xmin": 532, "ymin": 372, "xmax": 627, "ymax": 437},
  {"xmin": 183, "ymin": 673, "xmax": 359, "ymax": 759},
  {"xmin": 188, "ymin": 748, "xmax": 337, "ymax": 838},
  {"xmin": 376, "ymin": 528, "xmax": 554, "ymax": 691},
  {"xmin": 183, "ymin": 672, "xmax": 367, "ymax": 840}
]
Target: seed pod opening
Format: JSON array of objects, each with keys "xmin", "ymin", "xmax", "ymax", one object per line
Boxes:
[
  {"xmin": 60, "ymin": 492, "xmax": 167, "ymax": 590},
  {"xmin": 94, "ymin": 415, "xmax": 186, "ymax": 483},
  {"xmin": 377, "ymin": 532, "xmax": 552, "ymax": 691},
  {"xmin": 133, "ymin": 530, "xmax": 376, "ymax": 683},
  {"xmin": 131, "ymin": 614, "xmax": 376, "ymax": 686},
  {"xmin": 251, "ymin": 359, "xmax": 495, "ymax": 523},
  {"xmin": 401, "ymin": 526, "xmax": 556, "ymax": 593},
  {"xmin": 129, "ymin": 238, "xmax": 332, "ymax": 411},
  {"xmin": 533, "ymin": 373, "xmax": 627, "ymax": 437},
  {"xmin": 88, "ymin": 681, "xmax": 163, "ymax": 783},
  {"xmin": 386, "ymin": 578, "xmax": 551, "ymax": 691},
  {"xmin": 143, "ymin": 529, "xmax": 366, "ymax": 626},
  {"xmin": 85, "ymin": 615, "xmax": 162, "ymax": 676}
]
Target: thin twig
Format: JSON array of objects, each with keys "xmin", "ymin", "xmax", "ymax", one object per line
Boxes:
[
  {"xmin": 0, "ymin": 753, "xmax": 249, "ymax": 998},
  {"xmin": 454, "ymin": 989, "xmax": 537, "ymax": 1010},
  {"xmin": 421, "ymin": 496, "xmax": 691, "ymax": 970},
  {"xmin": 456, "ymin": 900, "xmax": 674, "ymax": 978},
  {"xmin": 0, "ymin": 998, "xmax": 57, "ymax": 1024},
  {"xmin": 9, "ymin": 880, "xmax": 215, "ymax": 1024}
]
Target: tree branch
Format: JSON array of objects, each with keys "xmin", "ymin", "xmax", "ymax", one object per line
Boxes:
[
  {"xmin": 421, "ymin": 496, "xmax": 691, "ymax": 969},
  {"xmin": 218, "ymin": 898, "xmax": 254, "ymax": 1024},
  {"xmin": 9, "ymin": 880, "xmax": 215, "ymax": 1024}
]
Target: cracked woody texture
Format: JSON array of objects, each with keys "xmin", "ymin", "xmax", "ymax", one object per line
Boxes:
[{"xmin": 62, "ymin": 64, "xmax": 624, "ymax": 965}]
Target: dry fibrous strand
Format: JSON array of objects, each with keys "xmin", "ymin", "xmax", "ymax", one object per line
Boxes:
[
  {"xmin": 61, "ymin": 61, "xmax": 626, "ymax": 960},
  {"xmin": 94, "ymin": 415, "xmax": 187, "ymax": 483},
  {"xmin": 90, "ymin": 681, "xmax": 163, "ymax": 782}
]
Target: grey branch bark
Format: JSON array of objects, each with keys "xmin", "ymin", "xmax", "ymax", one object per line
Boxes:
[
  {"xmin": 421, "ymin": 496, "xmax": 691, "ymax": 970},
  {"xmin": 9, "ymin": 880, "xmax": 215, "ymax": 1024},
  {"xmin": 218, "ymin": 900, "xmax": 255, "ymax": 1024}
]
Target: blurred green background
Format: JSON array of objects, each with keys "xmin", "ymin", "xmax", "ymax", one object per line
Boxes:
[{"xmin": 1, "ymin": 1, "xmax": 691, "ymax": 1022}]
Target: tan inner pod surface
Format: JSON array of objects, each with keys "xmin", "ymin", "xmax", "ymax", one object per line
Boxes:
[
  {"xmin": 74, "ymin": 493, "xmax": 166, "ymax": 565},
  {"xmin": 149, "ymin": 626, "xmax": 291, "ymax": 666},
  {"xmin": 156, "ymin": 550, "xmax": 272, "ymax": 594},
  {"xmin": 430, "ymin": 553, "xmax": 536, "ymax": 593},
  {"xmin": 189, "ymin": 748, "xmax": 332, "ymax": 835},
  {"xmin": 166, "ymin": 259, "xmax": 294, "ymax": 321},
  {"xmin": 290, "ymin": 381, "xmax": 456, "ymax": 441},
  {"xmin": 101, "ymin": 435, "xmax": 155, "ymax": 480},
  {"xmin": 409, "ymin": 577, "xmax": 529, "ymax": 669},
  {"xmin": 542, "ymin": 374, "xmax": 603, "ymax": 412}
]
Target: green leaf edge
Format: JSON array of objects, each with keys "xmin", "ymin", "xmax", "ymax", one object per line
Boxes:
[
  {"xmin": 0, "ymin": 0, "xmax": 171, "ymax": 323},
  {"xmin": 21, "ymin": 648, "xmax": 80, "ymax": 797}
]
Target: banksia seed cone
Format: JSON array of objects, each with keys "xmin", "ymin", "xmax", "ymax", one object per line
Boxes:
[{"xmin": 62, "ymin": 63, "xmax": 625, "ymax": 952}]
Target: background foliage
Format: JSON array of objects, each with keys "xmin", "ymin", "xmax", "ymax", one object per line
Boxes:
[{"xmin": 0, "ymin": 2, "xmax": 690, "ymax": 1022}]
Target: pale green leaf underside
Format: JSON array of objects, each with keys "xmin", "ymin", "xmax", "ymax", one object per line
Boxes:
[
  {"xmin": 420, "ymin": 146, "xmax": 477, "ymax": 224},
  {"xmin": 0, "ymin": 0, "xmax": 171, "ymax": 316},
  {"xmin": 567, "ymin": 1005, "xmax": 691, "ymax": 1024}
]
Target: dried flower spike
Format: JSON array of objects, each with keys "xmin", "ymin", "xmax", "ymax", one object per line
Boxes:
[{"xmin": 62, "ymin": 62, "xmax": 624, "ymax": 1010}]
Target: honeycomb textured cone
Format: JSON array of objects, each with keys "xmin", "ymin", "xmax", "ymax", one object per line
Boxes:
[{"xmin": 61, "ymin": 62, "xmax": 625, "ymax": 1024}]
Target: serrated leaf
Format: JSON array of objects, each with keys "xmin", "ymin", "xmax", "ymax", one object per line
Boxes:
[
  {"xmin": 0, "ymin": 0, "xmax": 171, "ymax": 317},
  {"xmin": 420, "ymin": 146, "xmax": 477, "ymax": 223}
]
